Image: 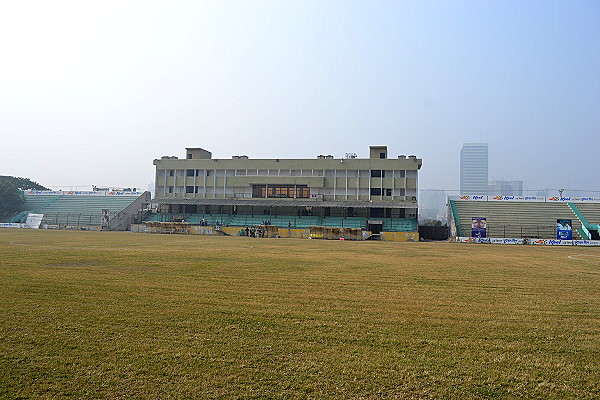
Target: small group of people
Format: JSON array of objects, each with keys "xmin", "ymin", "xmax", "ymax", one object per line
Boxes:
[
  {"xmin": 244, "ymin": 225, "xmax": 265, "ymax": 238},
  {"xmin": 199, "ymin": 218, "xmax": 220, "ymax": 227}
]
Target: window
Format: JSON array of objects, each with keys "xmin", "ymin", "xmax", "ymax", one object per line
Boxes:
[
  {"xmin": 169, "ymin": 170, "xmax": 174, "ymax": 177},
  {"xmin": 168, "ymin": 186, "xmax": 173, "ymax": 193},
  {"xmin": 186, "ymin": 169, "xmax": 195, "ymax": 177},
  {"xmin": 370, "ymin": 170, "xmax": 385, "ymax": 178},
  {"xmin": 380, "ymin": 152, "xmax": 386, "ymax": 159},
  {"xmin": 385, "ymin": 188, "xmax": 392, "ymax": 196},
  {"xmin": 187, "ymin": 154, "xmax": 192, "ymax": 159},
  {"xmin": 370, "ymin": 188, "xmax": 382, "ymax": 196},
  {"xmin": 186, "ymin": 186, "xmax": 194, "ymax": 193},
  {"xmin": 252, "ymin": 185, "xmax": 310, "ymax": 198}
]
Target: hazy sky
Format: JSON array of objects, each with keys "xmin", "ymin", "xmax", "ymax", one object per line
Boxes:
[{"xmin": 1, "ymin": 1, "xmax": 599, "ymax": 193}]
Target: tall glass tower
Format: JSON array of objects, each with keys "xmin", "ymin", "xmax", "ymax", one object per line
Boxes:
[{"xmin": 460, "ymin": 143, "xmax": 488, "ymax": 195}]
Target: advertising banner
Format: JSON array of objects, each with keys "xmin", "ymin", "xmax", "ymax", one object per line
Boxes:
[
  {"xmin": 24, "ymin": 190, "xmax": 143, "ymax": 196},
  {"xmin": 530, "ymin": 239, "xmax": 574, "ymax": 246},
  {"xmin": 489, "ymin": 196, "xmax": 545, "ymax": 202},
  {"xmin": 548, "ymin": 197, "xmax": 600, "ymax": 203},
  {"xmin": 101, "ymin": 210, "xmax": 110, "ymax": 227},
  {"xmin": 458, "ymin": 237, "xmax": 488, "ymax": 243},
  {"xmin": 471, "ymin": 217, "xmax": 487, "ymax": 238},
  {"xmin": 573, "ymin": 240, "xmax": 600, "ymax": 246},
  {"xmin": 556, "ymin": 219, "xmax": 573, "ymax": 240},
  {"xmin": 490, "ymin": 238, "xmax": 526, "ymax": 244},
  {"xmin": 0, "ymin": 223, "xmax": 25, "ymax": 228},
  {"xmin": 449, "ymin": 196, "xmax": 600, "ymax": 203}
]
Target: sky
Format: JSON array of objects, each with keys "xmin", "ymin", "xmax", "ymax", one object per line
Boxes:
[{"xmin": 1, "ymin": 0, "xmax": 599, "ymax": 194}]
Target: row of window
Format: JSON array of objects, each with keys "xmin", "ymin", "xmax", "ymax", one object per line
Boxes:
[
  {"xmin": 163, "ymin": 186, "xmax": 407, "ymax": 197},
  {"xmin": 158, "ymin": 169, "xmax": 412, "ymax": 178}
]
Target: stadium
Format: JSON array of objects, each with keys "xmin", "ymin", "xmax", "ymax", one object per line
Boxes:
[{"xmin": 3, "ymin": 148, "xmax": 600, "ymax": 246}]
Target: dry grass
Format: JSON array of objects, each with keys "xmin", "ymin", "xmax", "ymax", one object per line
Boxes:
[{"xmin": 0, "ymin": 230, "xmax": 598, "ymax": 399}]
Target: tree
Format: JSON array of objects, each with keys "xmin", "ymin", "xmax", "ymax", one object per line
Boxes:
[
  {"xmin": 0, "ymin": 176, "xmax": 49, "ymax": 191},
  {"xmin": 0, "ymin": 179, "xmax": 25, "ymax": 217},
  {"xmin": 0, "ymin": 176, "xmax": 49, "ymax": 220}
]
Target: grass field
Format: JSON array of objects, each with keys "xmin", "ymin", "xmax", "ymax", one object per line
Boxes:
[{"xmin": 0, "ymin": 230, "xmax": 598, "ymax": 399}]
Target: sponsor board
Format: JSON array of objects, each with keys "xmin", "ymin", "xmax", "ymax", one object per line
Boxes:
[
  {"xmin": 547, "ymin": 197, "xmax": 600, "ymax": 203},
  {"xmin": 573, "ymin": 240, "xmax": 600, "ymax": 246},
  {"xmin": 26, "ymin": 190, "xmax": 62, "ymax": 195},
  {"xmin": 107, "ymin": 192, "xmax": 143, "ymax": 196},
  {"xmin": 24, "ymin": 190, "xmax": 143, "ymax": 196},
  {"xmin": 458, "ymin": 195, "xmax": 487, "ymax": 201},
  {"xmin": 0, "ymin": 223, "xmax": 25, "ymax": 228},
  {"xmin": 458, "ymin": 237, "xmax": 490, "ymax": 243},
  {"xmin": 449, "ymin": 196, "xmax": 600, "ymax": 203},
  {"xmin": 489, "ymin": 195, "xmax": 546, "ymax": 202},
  {"xmin": 490, "ymin": 238, "xmax": 526, "ymax": 244},
  {"xmin": 459, "ymin": 237, "xmax": 599, "ymax": 246},
  {"xmin": 530, "ymin": 239, "xmax": 574, "ymax": 246},
  {"xmin": 460, "ymin": 237, "xmax": 525, "ymax": 244}
]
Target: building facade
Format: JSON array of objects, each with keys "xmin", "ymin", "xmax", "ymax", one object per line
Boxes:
[
  {"xmin": 150, "ymin": 146, "xmax": 422, "ymax": 237},
  {"xmin": 460, "ymin": 143, "xmax": 488, "ymax": 195}
]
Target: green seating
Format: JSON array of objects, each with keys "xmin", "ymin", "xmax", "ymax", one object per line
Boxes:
[
  {"xmin": 24, "ymin": 194, "xmax": 141, "ymax": 226},
  {"xmin": 452, "ymin": 201, "xmax": 583, "ymax": 239}
]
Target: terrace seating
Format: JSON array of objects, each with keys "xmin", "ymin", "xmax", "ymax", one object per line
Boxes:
[
  {"xmin": 24, "ymin": 194, "xmax": 142, "ymax": 226},
  {"xmin": 382, "ymin": 218, "xmax": 417, "ymax": 232},
  {"xmin": 452, "ymin": 201, "xmax": 582, "ymax": 239},
  {"xmin": 575, "ymin": 203, "xmax": 600, "ymax": 225},
  {"xmin": 23, "ymin": 195, "xmax": 63, "ymax": 212},
  {"xmin": 141, "ymin": 213, "xmax": 418, "ymax": 232}
]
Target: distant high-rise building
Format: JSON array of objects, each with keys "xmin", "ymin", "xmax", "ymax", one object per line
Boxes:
[
  {"xmin": 488, "ymin": 180, "xmax": 523, "ymax": 196},
  {"xmin": 460, "ymin": 143, "xmax": 488, "ymax": 195}
]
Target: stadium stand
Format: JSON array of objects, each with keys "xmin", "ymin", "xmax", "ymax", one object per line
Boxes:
[
  {"xmin": 18, "ymin": 191, "xmax": 150, "ymax": 229},
  {"xmin": 449, "ymin": 197, "xmax": 600, "ymax": 239},
  {"xmin": 141, "ymin": 212, "xmax": 416, "ymax": 232}
]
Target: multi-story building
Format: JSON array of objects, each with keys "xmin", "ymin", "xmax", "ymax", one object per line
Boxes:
[
  {"xmin": 150, "ymin": 145, "xmax": 422, "ymax": 238},
  {"xmin": 460, "ymin": 143, "xmax": 488, "ymax": 195}
]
